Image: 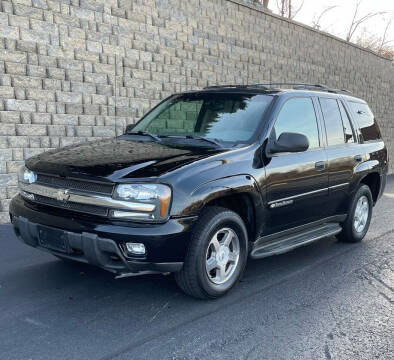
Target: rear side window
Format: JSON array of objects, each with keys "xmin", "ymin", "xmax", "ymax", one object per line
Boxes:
[
  {"xmin": 319, "ymin": 98, "xmax": 344, "ymax": 146},
  {"xmin": 349, "ymin": 102, "xmax": 381, "ymax": 141},
  {"xmin": 273, "ymin": 97, "xmax": 320, "ymax": 149},
  {"xmin": 338, "ymin": 101, "xmax": 355, "ymax": 143}
]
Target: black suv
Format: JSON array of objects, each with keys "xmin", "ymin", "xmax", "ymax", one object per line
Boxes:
[{"xmin": 10, "ymin": 83, "xmax": 388, "ymax": 299}]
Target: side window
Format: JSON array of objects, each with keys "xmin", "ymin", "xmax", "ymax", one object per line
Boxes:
[
  {"xmin": 349, "ymin": 102, "xmax": 381, "ymax": 141},
  {"xmin": 320, "ymin": 98, "xmax": 345, "ymax": 146},
  {"xmin": 273, "ymin": 97, "xmax": 320, "ymax": 149}
]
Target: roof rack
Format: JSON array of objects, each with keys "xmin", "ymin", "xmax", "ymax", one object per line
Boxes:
[
  {"xmin": 204, "ymin": 83, "xmax": 352, "ymax": 95},
  {"xmin": 253, "ymin": 83, "xmax": 352, "ymax": 94},
  {"xmin": 203, "ymin": 84, "xmax": 271, "ymax": 90}
]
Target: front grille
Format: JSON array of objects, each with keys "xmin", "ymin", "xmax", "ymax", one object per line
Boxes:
[
  {"xmin": 36, "ymin": 174, "xmax": 113, "ymax": 195},
  {"xmin": 33, "ymin": 194, "xmax": 108, "ymax": 217}
]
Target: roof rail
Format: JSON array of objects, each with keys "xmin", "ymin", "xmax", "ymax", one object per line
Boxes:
[
  {"xmin": 203, "ymin": 84, "xmax": 271, "ymax": 90},
  {"xmin": 203, "ymin": 83, "xmax": 352, "ymax": 94},
  {"xmin": 251, "ymin": 83, "xmax": 352, "ymax": 94}
]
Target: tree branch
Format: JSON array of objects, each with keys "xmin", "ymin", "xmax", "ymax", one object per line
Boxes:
[
  {"xmin": 349, "ymin": 12, "xmax": 386, "ymax": 41},
  {"xmin": 379, "ymin": 17, "xmax": 393, "ymax": 51},
  {"xmin": 312, "ymin": 5, "xmax": 337, "ymax": 29},
  {"xmin": 346, "ymin": 0, "xmax": 362, "ymax": 41},
  {"xmin": 290, "ymin": 0, "xmax": 304, "ymax": 19},
  {"xmin": 346, "ymin": 0, "xmax": 386, "ymax": 42}
]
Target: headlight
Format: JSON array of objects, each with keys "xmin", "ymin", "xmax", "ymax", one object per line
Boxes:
[
  {"xmin": 112, "ymin": 183, "xmax": 171, "ymax": 222},
  {"xmin": 18, "ymin": 166, "xmax": 37, "ymax": 185}
]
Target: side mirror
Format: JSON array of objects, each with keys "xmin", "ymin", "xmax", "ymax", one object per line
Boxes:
[
  {"xmin": 267, "ymin": 132, "xmax": 309, "ymax": 155},
  {"xmin": 125, "ymin": 123, "xmax": 135, "ymax": 133}
]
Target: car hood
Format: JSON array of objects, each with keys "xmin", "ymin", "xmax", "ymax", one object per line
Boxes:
[{"xmin": 25, "ymin": 137, "xmax": 226, "ymax": 182}]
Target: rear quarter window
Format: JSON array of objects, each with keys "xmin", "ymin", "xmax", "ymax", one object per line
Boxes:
[{"xmin": 349, "ymin": 102, "xmax": 381, "ymax": 141}]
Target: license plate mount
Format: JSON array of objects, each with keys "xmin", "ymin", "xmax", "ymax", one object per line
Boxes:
[{"xmin": 37, "ymin": 226, "xmax": 69, "ymax": 253}]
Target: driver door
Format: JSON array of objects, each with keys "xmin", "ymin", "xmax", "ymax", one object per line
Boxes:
[{"xmin": 263, "ymin": 96, "xmax": 329, "ymax": 234}]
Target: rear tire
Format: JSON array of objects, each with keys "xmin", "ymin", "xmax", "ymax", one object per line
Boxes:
[
  {"xmin": 175, "ymin": 206, "xmax": 248, "ymax": 299},
  {"xmin": 338, "ymin": 184, "xmax": 373, "ymax": 243}
]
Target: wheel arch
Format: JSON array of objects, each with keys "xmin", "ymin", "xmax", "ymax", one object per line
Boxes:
[
  {"xmin": 358, "ymin": 172, "xmax": 381, "ymax": 204},
  {"xmin": 191, "ymin": 175, "xmax": 264, "ymax": 243}
]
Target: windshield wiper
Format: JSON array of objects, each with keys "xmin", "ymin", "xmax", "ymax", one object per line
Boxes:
[
  {"xmin": 160, "ymin": 135, "xmax": 222, "ymax": 147},
  {"xmin": 185, "ymin": 135, "xmax": 222, "ymax": 147},
  {"xmin": 127, "ymin": 131, "xmax": 162, "ymax": 142}
]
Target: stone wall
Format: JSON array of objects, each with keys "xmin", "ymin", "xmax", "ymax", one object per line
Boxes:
[{"xmin": 0, "ymin": 0, "xmax": 393, "ymax": 223}]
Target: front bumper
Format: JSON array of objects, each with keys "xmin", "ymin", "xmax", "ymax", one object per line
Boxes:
[{"xmin": 10, "ymin": 195, "xmax": 197, "ymax": 275}]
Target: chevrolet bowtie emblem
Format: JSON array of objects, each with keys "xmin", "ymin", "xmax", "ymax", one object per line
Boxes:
[{"xmin": 56, "ymin": 189, "xmax": 70, "ymax": 202}]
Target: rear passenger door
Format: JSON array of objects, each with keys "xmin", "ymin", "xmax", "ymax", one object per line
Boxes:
[{"xmin": 318, "ymin": 97, "xmax": 360, "ymax": 215}]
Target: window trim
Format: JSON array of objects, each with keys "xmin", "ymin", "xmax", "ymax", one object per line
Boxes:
[
  {"xmin": 319, "ymin": 96, "xmax": 352, "ymax": 148},
  {"xmin": 269, "ymin": 96, "xmax": 322, "ymax": 152},
  {"xmin": 337, "ymin": 99, "xmax": 356, "ymax": 144},
  {"xmin": 340, "ymin": 99, "xmax": 362, "ymax": 143}
]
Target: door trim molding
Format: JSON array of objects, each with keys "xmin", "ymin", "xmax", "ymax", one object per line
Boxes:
[
  {"xmin": 268, "ymin": 182, "xmax": 349, "ymax": 206},
  {"xmin": 267, "ymin": 187, "xmax": 328, "ymax": 205},
  {"xmin": 329, "ymin": 182, "xmax": 349, "ymax": 190}
]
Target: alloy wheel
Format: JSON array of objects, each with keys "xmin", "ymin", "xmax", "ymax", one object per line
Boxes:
[
  {"xmin": 353, "ymin": 195, "xmax": 369, "ymax": 233},
  {"xmin": 205, "ymin": 227, "xmax": 240, "ymax": 285}
]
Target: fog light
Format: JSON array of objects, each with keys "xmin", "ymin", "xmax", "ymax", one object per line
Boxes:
[{"xmin": 125, "ymin": 242, "xmax": 146, "ymax": 255}]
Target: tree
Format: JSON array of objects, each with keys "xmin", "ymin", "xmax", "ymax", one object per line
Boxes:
[
  {"xmin": 377, "ymin": 16, "xmax": 393, "ymax": 53},
  {"xmin": 311, "ymin": 5, "xmax": 337, "ymax": 30},
  {"xmin": 276, "ymin": 0, "xmax": 304, "ymax": 19},
  {"xmin": 346, "ymin": 0, "xmax": 386, "ymax": 42},
  {"xmin": 355, "ymin": 17, "xmax": 394, "ymax": 59},
  {"xmin": 252, "ymin": 0, "xmax": 269, "ymax": 7}
]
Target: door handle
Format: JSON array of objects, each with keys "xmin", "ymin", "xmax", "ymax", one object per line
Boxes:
[
  {"xmin": 315, "ymin": 161, "xmax": 325, "ymax": 171},
  {"xmin": 354, "ymin": 155, "xmax": 362, "ymax": 163}
]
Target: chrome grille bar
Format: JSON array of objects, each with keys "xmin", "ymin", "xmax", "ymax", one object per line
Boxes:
[
  {"xmin": 36, "ymin": 174, "xmax": 114, "ymax": 194},
  {"xmin": 20, "ymin": 183, "xmax": 156, "ymax": 212}
]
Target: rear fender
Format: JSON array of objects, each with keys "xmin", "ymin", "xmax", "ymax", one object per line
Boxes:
[{"xmin": 351, "ymin": 160, "xmax": 381, "ymax": 194}]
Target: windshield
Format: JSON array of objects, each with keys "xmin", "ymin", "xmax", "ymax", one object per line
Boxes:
[{"xmin": 131, "ymin": 93, "xmax": 273, "ymax": 144}]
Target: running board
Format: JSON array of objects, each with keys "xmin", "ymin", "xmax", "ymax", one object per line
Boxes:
[{"xmin": 250, "ymin": 222, "xmax": 342, "ymax": 259}]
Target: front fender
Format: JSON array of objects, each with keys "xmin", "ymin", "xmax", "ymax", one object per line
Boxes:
[{"xmin": 172, "ymin": 174, "xmax": 264, "ymax": 219}]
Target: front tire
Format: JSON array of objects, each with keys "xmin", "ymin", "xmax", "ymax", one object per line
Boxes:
[
  {"xmin": 175, "ymin": 206, "xmax": 248, "ymax": 299},
  {"xmin": 338, "ymin": 184, "xmax": 373, "ymax": 243}
]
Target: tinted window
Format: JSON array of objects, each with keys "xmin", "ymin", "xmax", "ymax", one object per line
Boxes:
[
  {"xmin": 320, "ymin": 98, "xmax": 344, "ymax": 146},
  {"xmin": 349, "ymin": 102, "xmax": 381, "ymax": 141},
  {"xmin": 273, "ymin": 97, "xmax": 319, "ymax": 149},
  {"xmin": 338, "ymin": 101, "xmax": 354, "ymax": 143},
  {"xmin": 133, "ymin": 94, "xmax": 273, "ymax": 143}
]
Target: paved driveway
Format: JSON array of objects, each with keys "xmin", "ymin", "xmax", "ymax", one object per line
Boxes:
[{"xmin": 1, "ymin": 178, "xmax": 393, "ymax": 360}]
